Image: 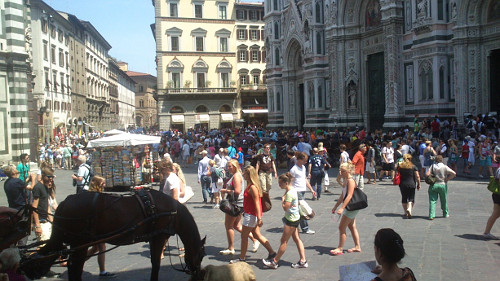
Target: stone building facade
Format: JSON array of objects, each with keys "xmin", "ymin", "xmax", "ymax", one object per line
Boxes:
[
  {"xmin": 153, "ymin": 0, "xmax": 240, "ymax": 131},
  {"xmin": 0, "ymin": 0, "xmax": 31, "ymax": 162},
  {"xmin": 265, "ymin": 0, "xmax": 500, "ymax": 131},
  {"xmin": 123, "ymin": 67, "xmax": 158, "ymax": 129},
  {"xmin": 31, "ymin": 0, "xmax": 72, "ymax": 143}
]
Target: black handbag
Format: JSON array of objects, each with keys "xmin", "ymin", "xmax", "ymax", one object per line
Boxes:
[
  {"xmin": 345, "ymin": 187, "xmax": 368, "ymax": 211},
  {"xmin": 219, "ymin": 191, "xmax": 241, "ymax": 217}
]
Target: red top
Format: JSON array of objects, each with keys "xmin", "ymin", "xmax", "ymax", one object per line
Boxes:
[
  {"xmin": 243, "ymin": 185, "xmax": 262, "ymax": 217},
  {"xmin": 462, "ymin": 143, "xmax": 469, "ymax": 158},
  {"xmin": 352, "ymin": 151, "xmax": 365, "ymax": 175}
]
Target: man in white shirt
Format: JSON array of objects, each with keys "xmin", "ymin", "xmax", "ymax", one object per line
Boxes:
[
  {"xmin": 181, "ymin": 142, "xmax": 190, "ymax": 168},
  {"xmin": 290, "ymin": 152, "xmax": 317, "ymax": 234},
  {"xmin": 298, "ymin": 137, "xmax": 313, "ymax": 156},
  {"xmin": 197, "ymin": 151, "xmax": 211, "ymax": 203}
]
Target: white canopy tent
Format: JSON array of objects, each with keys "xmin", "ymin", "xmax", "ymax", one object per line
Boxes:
[
  {"xmin": 103, "ymin": 129, "xmax": 126, "ymax": 136},
  {"xmin": 87, "ymin": 133, "xmax": 161, "ymax": 148}
]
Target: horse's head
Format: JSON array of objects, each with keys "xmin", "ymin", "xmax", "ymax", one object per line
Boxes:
[
  {"xmin": 20, "ymin": 253, "xmax": 55, "ymax": 280},
  {"xmin": 186, "ymin": 236, "xmax": 206, "ymax": 280}
]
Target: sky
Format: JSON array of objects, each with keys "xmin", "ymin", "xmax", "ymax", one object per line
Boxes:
[
  {"xmin": 44, "ymin": 0, "xmax": 265, "ymax": 76},
  {"xmin": 45, "ymin": 0, "xmax": 157, "ymax": 75}
]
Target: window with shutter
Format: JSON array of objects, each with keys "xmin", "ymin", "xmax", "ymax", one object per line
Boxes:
[
  {"xmin": 261, "ymin": 30, "xmax": 264, "ymax": 41},
  {"xmin": 262, "ymin": 50, "xmax": 266, "ymax": 62},
  {"xmin": 246, "ymin": 51, "xmax": 249, "ymax": 62},
  {"xmin": 245, "ymin": 30, "xmax": 248, "ymax": 40}
]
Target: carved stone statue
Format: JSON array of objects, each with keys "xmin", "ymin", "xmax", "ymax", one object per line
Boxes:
[
  {"xmin": 417, "ymin": 0, "xmax": 428, "ymax": 18},
  {"xmin": 347, "ymin": 81, "xmax": 357, "ymax": 109}
]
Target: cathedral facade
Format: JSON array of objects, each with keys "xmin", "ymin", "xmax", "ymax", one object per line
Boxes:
[{"xmin": 264, "ymin": 0, "xmax": 500, "ymax": 131}]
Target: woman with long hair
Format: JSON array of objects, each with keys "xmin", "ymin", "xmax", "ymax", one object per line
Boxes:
[
  {"xmin": 398, "ymin": 154, "xmax": 421, "ymax": 218},
  {"xmin": 330, "ymin": 161, "xmax": 361, "ymax": 255},
  {"xmin": 219, "ymin": 159, "xmax": 258, "ymax": 255},
  {"xmin": 230, "ymin": 166, "xmax": 275, "ymax": 264},
  {"xmin": 262, "ymin": 173, "xmax": 309, "ymax": 269},
  {"xmin": 86, "ymin": 176, "xmax": 115, "ymax": 278},
  {"xmin": 447, "ymin": 139, "xmax": 458, "ymax": 173}
]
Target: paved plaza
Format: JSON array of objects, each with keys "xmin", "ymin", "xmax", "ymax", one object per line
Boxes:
[{"xmin": 1, "ymin": 166, "xmax": 500, "ymax": 281}]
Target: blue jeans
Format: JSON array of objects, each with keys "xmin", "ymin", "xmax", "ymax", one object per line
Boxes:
[
  {"xmin": 298, "ymin": 191, "xmax": 310, "ymax": 232},
  {"xmin": 200, "ymin": 175, "xmax": 211, "ymax": 202},
  {"xmin": 310, "ymin": 170, "xmax": 323, "ymax": 199}
]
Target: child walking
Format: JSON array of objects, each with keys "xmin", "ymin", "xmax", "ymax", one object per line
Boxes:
[{"xmin": 262, "ymin": 172, "xmax": 309, "ymax": 269}]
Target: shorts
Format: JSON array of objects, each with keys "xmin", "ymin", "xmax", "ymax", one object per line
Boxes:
[
  {"xmin": 343, "ymin": 209, "xmax": 359, "ymax": 220},
  {"xmin": 365, "ymin": 162, "xmax": 375, "ymax": 173},
  {"xmin": 282, "ymin": 216, "xmax": 300, "ymax": 228},
  {"xmin": 480, "ymin": 157, "xmax": 492, "ymax": 167},
  {"xmin": 182, "ymin": 153, "xmax": 190, "ymax": 160},
  {"xmin": 242, "ymin": 213, "xmax": 258, "ymax": 228},
  {"xmin": 382, "ymin": 162, "xmax": 394, "ymax": 171},
  {"xmin": 211, "ymin": 182, "xmax": 221, "ymax": 193},
  {"xmin": 493, "ymin": 193, "xmax": 500, "ymax": 205}
]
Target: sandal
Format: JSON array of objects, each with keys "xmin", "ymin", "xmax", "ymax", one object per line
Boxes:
[
  {"xmin": 347, "ymin": 248, "xmax": 361, "ymax": 253},
  {"xmin": 329, "ymin": 249, "xmax": 343, "ymax": 256}
]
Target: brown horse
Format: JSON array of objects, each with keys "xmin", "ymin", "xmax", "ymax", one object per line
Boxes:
[{"xmin": 20, "ymin": 190, "xmax": 205, "ymax": 281}]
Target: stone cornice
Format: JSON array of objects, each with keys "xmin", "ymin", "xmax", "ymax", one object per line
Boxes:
[{"xmin": 159, "ymin": 17, "xmax": 234, "ymax": 24}]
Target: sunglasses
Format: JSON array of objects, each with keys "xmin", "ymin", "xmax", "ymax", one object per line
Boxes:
[{"xmin": 44, "ymin": 175, "xmax": 55, "ymax": 179}]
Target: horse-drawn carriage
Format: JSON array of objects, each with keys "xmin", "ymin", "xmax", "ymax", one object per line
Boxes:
[{"xmin": 0, "ymin": 190, "xmax": 206, "ymax": 281}]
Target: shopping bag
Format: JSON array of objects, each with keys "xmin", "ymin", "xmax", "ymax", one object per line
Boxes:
[{"xmin": 324, "ymin": 172, "xmax": 330, "ymax": 186}]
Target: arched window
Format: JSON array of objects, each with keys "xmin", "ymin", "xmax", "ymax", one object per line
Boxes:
[
  {"xmin": 274, "ymin": 48, "xmax": 280, "ymax": 66},
  {"xmin": 273, "ymin": 0, "xmax": 278, "ymax": 11},
  {"xmin": 318, "ymin": 84, "xmax": 323, "ymax": 108},
  {"xmin": 419, "ymin": 62, "xmax": 433, "ymax": 101},
  {"xmin": 276, "ymin": 91, "xmax": 281, "ymax": 111},
  {"xmin": 315, "ymin": 1, "xmax": 322, "ymax": 23},
  {"xmin": 274, "ymin": 21, "xmax": 279, "ymax": 39},
  {"xmin": 170, "ymin": 106, "xmax": 184, "ymax": 113},
  {"xmin": 219, "ymin": 104, "xmax": 232, "ymax": 112},
  {"xmin": 439, "ymin": 66, "xmax": 445, "ymax": 99},
  {"xmin": 195, "ymin": 105, "xmax": 209, "ymax": 113},
  {"xmin": 268, "ymin": 90, "xmax": 274, "ymax": 112},
  {"xmin": 316, "ymin": 32, "xmax": 322, "ymax": 54}
]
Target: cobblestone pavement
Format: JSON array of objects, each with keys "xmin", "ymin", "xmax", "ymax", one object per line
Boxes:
[{"xmin": 1, "ymin": 165, "xmax": 499, "ymax": 281}]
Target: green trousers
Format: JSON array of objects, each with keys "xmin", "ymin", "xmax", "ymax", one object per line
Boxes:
[{"xmin": 428, "ymin": 183, "xmax": 448, "ymax": 219}]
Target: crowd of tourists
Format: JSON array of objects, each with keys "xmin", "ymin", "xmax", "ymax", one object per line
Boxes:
[{"xmin": 3, "ymin": 113, "xmax": 500, "ymax": 279}]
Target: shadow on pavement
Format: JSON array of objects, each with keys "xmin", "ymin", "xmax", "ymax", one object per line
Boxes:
[
  {"xmin": 455, "ymin": 234, "xmax": 489, "ymax": 241},
  {"xmin": 304, "ymin": 245, "xmax": 333, "ymax": 256},
  {"xmin": 264, "ymin": 227, "xmax": 283, "ymax": 233}
]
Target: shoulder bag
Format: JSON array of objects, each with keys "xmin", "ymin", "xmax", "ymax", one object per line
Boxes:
[
  {"xmin": 487, "ymin": 176, "xmax": 500, "ymax": 194},
  {"xmin": 345, "ymin": 187, "xmax": 368, "ymax": 211},
  {"xmin": 425, "ymin": 165, "xmax": 437, "ymax": 185},
  {"xmin": 298, "ymin": 199, "xmax": 315, "ymax": 220},
  {"xmin": 261, "ymin": 191, "xmax": 272, "ymax": 212},
  {"xmin": 393, "ymin": 168, "xmax": 401, "ymax": 185}
]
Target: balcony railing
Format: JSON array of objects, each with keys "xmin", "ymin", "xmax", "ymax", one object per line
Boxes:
[
  {"xmin": 239, "ymin": 84, "xmax": 267, "ymax": 91},
  {"xmin": 166, "ymin": 87, "xmax": 237, "ymax": 94}
]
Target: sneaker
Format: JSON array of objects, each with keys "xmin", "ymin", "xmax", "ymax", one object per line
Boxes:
[
  {"xmin": 266, "ymin": 252, "xmax": 277, "ymax": 261},
  {"xmin": 213, "ymin": 204, "xmax": 220, "ymax": 209},
  {"xmin": 229, "ymin": 258, "xmax": 245, "ymax": 264},
  {"xmin": 219, "ymin": 248, "xmax": 235, "ymax": 255},
  {"xmin": 99, "ymin": 272, "xmax": 116, "ymax": 278},
  {"xmin": 483, "ymin": 233, "xmax": 499, "ymax": 240},
  {"xmin": 444, "ymin": 214, "xmax": 450, "ymax": 218},
  {"xmin": 291, "ymin": 260, "xmax": 309, "ymax": 269},
  {"xmin": 252, "ymin": 240, "xmax": 260, "ymax": 253},
  {"xmin": 303, "ymin": 229, "xmax": 316, "ymax": 234},
  {"xmin": 262, "ymin": 258, "xmax": 278, "ymax": 269}
]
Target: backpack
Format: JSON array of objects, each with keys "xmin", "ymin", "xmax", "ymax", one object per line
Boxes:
[
  {"xmin": 466, "ymin": 120, "xmax": 473, "ymax": 129},
  {"xmin": 82, "ymin": 163, "xmax": 95, "ymax": 186}
]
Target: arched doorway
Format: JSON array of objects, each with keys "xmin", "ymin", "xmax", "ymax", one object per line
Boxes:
[{"xmin": 285, "ymin": 39, "xmax": 305, "ymax": 128}]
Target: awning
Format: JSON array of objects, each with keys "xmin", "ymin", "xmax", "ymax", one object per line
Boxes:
[
  {"xmin": 171, "ymin": 115, "xmax": 185, "ymax": 123},
  {"xmin": 197, "ymin": 114, "xmax": 210, "ymax": 122},
  {"xmin": 242, "ymin": 109, "xmax": 268, "ymax": 114},
  {"xmin": 221, "ymin": 113, "xmax": 234, "ymax": 122}
]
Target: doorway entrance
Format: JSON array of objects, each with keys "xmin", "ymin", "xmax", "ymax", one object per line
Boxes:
[
  {"xmin": 490, "ymin": 49, "xmax": 500, "ymax": 113},
  {"xmin": 367, "ymin": 52, "xmax": 386, "ymax": 131}
]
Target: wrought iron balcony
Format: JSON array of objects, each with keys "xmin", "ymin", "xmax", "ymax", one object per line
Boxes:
[{"xmin": 165, "ymin": 87, "xmax": 237, "ymax": 94}]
